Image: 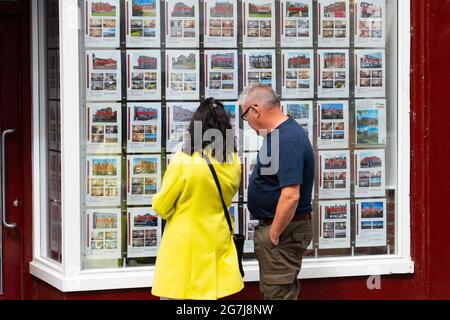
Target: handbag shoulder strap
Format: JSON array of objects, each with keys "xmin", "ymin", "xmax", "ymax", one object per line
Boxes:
[{"xmin": 203, "ymin": 154, "xmax": 234, "ymax": 234}]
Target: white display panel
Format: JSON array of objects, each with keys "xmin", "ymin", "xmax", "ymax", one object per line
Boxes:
[
  {"xmin": 354, "ymin": 0, "xmax": 386, "ymax": 48},
  {"xmin": 317, "ymin": 100, "xmax": 349, "ymax": 149},
  {"xmin": 166, "ymin": 102, "xmax": 198, "ymax": 153},
  {"xmin": 85, "ymin": 50, "xmax": 122, "ymax": 101},
  {"xmin": 318, "ymin": 200, "xmax": 351, "ymax": 249},
  {"xmin": 281, "ymin": 49, "xmax": 314, "ymax": 99},
  {"xmin": 355, "ymin": 99, "xmax": 387, "ymax": 146},
  {"xmin": 165, "ymin": 50, "xmax": 200, "ymax": 100},
  {"xmin": 242, "ymin": 0, "xmax": 276, "ymax": 48},
  {"xmin": 204, "ymin": 50, "xmax": 239, "ymax": 100},
  {"xmin": 243, "ymin": 49, "xmax": 277, "ymax": 91},
  {"xmin": 165, "ymin": 0, "xmax": 200, "ymax": 48},
  {"xmin": 204, "ymin": 0, "xmax": 238, "ymax": 48},
  {"xmin": 86, "ymin": 156, "xmax": 122, "ymax": 207},
  {"xmin": 127, "ymin": 207, "xmax": 162, "ymax": 257},
  {"xmin": 126, "ymin": 50, "xmax": 162, "ymax": 100},
  {"xmin": 280, "ymin": 0, "xmax": 313, "ymax": 47},
  {"xmin": 354, "ymin": 149, "xmax": 386, "ymax": 198},
  {"xmin": 243, "ymin": 204, "xmax": 258, "ymax": 253},
  {"xmin": 126, "ymin": 155, "xmax": 161, "ymax": 205},
  {"xmin": 317, "ymin": 0, "xmax": 350, "ymax": 48},
  {"xmin": 355, "ymin": 198, "xmax": 387, "ymax": 247},
  {"xmin": 355, "ymin": 49, "xmax": 386, "ymax": 98},
  {"xmin": 243, "ymin": 152, "xmax": 258, "ymax": 201},
  {"xmin": 84, "ymin": 0, "xmax": 121, "ymax": 48},
  {"xmin": 86, "ymin": 208, "xmax": 122, "ymax": 260},
  {"xmin": 125, "ymin": 0, "xmax": 161, "ymax": 48},
  {"xmin": 281, "ymin": 100, "xmax": 314, "ymax": 145},
  {"xmin": 317, "ymin": 49, "xmax": 349, "ymax": 98},
  {"xmin": 86, "ymin": 103, "xmax": 122, "ymax": 154},
  {"xmin": 126, "ymin": 103, "xmax": 162, "ymax": 153},
  {"xmin": 318, "ymin": 150, "xmax": 350, "ymax": 199}
]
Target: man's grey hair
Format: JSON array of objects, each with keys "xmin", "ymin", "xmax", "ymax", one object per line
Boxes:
[{"xmin": 238, "ymin": 84, "xmax": 280, "ymax": 109}]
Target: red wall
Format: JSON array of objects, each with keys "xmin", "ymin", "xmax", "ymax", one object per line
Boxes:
[{"xmin": 21, "ymin": 0, "xmax": 450, "ymax": 300}]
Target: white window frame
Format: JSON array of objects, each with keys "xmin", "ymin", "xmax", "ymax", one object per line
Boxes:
[{"xmin": 30, "ymin": 0, "xmax": 413, "ymax": 292}]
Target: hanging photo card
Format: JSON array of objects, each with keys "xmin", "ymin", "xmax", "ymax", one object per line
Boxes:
[
  {"xmin": 319, "ymin": 150, "xmax": 350, "ymax": 199},
  {"xmin": 86, "ymin": 50, "xmax": 122, "ymax": 101},
  {"xmin": 317, "ymin": 101, "xmax": 349, "ymax": 149},
  {"xmin": 243, "ymin": 152, "xmax": 258, "ymax": 201},
  {"xmin": 282, "ymin": 49, "xmax": 314, "ymax": 99},
  {"xmin": 165, "ymin": 0, "xmax": 200, "ymax": 48},
  {"xmin": 281, "ymin": 101, "xmax": 314, "ymax": 145},
  {"xmin": 204, "ymin": 0, "xmax": 238, "ymax": 48},
  {"xmin": 355, "ymin": 198, "xmax": 387, "ymax": 247},
  {"xmin": 230, "ymin": 203, "xmax": 239, "ymax": 234},
  {"xmin": 48, "ymin": 151, "xmax": 61, "ymax": 202},
  {"xmin": 355, "ymin": 49, "xmax": 386, "ymax": 98},
  {"xmin": 204, "ymin": 50, "xmax": 238, "ymax": 100},
  {"xmin": 86, "ymin": 103, "xmax": 122, "ymax": 154},
  {"xmin": 280, "ymin": 0, "xmax": 313, "ymax": 47},
  {"xmin": 243, "ymin": 204, "xmax": 259, "ymax": 253},
  {"xmin": 47, "ymin": 50, "xmax": 60, "ymax": 100},
  {"xmin": 242, "ymin": 0, "xmax": 276, "ymax": 47},
  {"xmin": 243, "ymin": 121, "xmax": 264, "ymax": 152},
  {"xmin": 48, "ymin": 101, "xmax": 61, "ymax": 152},
  {"xmin": 49, "ymin": 200, "xmax": 62, "ymax": 257},
  {"xmin": 86, "ymin": 156, "xmax": 121, "ymax": 207},
  {"xmin": 127, "ymin": 103, "xmax": 162, "ymax": 153},
  {"xmin": 166, "ymin": 102, "xmax": 198, "ymax": 152},
  {"xmin": 166, "ymin": 50, "xmax": 200, "ymax": 100},
  {"xmin": 243, "ymin": 50, "xmax": 277, "ymax": 91},
  {"xmin": 317, "ymin": 49, "xmax": 349, "ymax": 98},
  {"xmin": 317, "ymin": 0, "xmax": 349, "ymax": 47},
  {"xmin": 354, "ymin": 0, "xmax": 385, "ymax": 47},
  {"xmin": 223, "ymin": 102, "xmax": 240, "ymax": 156},
  {"xmin": 355, "ymin": 99, "xmax": 386, "ymax": 146},
  {"xmin": 354, "ymin": 149, "xmax": 386, "ymax": 198},
  {"xmin": 86, "ymin": 208, "xmax": 122, "ymax": 260},
  {"xmin": 126, "ymin": 0, "xmax": 161, "ymax": 47},
  {"xmin": 127, "ymin": 50, "xmax": 161, "ymax": 100},
  {"xmin": 84, "ymin": 0, "xmax": 120, "ymax": 48},
  {"xmin": 127, "ymin": 155, "xmax": 161, "ymax": 205},
  {"xmin": 318, "ymin": 200, "xmax": 351, "ymax": 249},
  {"xmin": 127, "ymin": 207, "xmax": 162, "ymax": 258}
]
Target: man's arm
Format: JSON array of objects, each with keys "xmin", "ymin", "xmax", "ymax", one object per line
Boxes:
[{"xmin": 269, "ymin": 184, "xmax": 300, "ymax": 246}]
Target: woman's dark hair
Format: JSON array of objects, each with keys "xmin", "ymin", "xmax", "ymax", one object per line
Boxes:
[{"xmin": 183, "ymin": 97, "xmax": 237, "ymax": 162}]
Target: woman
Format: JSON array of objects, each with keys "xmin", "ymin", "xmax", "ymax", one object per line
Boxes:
[{"xmin": 151, "ymin": 98, "xmax": 243, "ymax": 300}]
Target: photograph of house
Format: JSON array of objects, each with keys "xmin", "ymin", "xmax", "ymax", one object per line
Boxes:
[
  {"xmin": 361, "ymin": 53, "xmax": 382, "ymax": 68},
  {"xmin": 248, "ymin": 2, "xmax": 272, "ymax": 18},
  {"xmin": 361, "ymin": 201, "xmax": 384, "ymax": 218},
  {"xmin": 135, "ymin": 56, "xmax": 158, "ymax": 69},
  {"xmin": 360, "ymin": 2, "xmax": 382, "ymax": 18},
  {"xmin": 249, "ymin": 54, "xmax": 272, "ymax": 69},
  {"xmin": 172, "ymin": 1, "xmax": 195, "ymax": 17},
  {"xmin": 132, "ymin": 0, "xmax": 156, "ymax": 17},
  {"xmin": 92, "ymin": 1, "xmax": 117, "ymax": 16},
  {"xmin": 286, "ymin": 1, "xmax": 309, "ymax": 18},
  {"xmin": 323, "ymin": 1, "xmax": 346, "ymax": 18},
  {"xmin": 210, "ymin": 1, "xmax": 233, "ymax": 18},
  {"xmin": 288, "ymin": 53, "xmax": 310, "ymax": 69},
  {"xmin": 360, "ymin": 155, "xmax": 382, "ymax": 168}
]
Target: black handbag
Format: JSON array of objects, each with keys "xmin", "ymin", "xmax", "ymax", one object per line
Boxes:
[{"xmin": 203, "ymin": 154, "xmax": 245, "ymax": 278}]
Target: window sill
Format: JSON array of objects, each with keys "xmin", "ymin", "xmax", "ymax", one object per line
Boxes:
[{"xmin": 30, "ymin": 256, "xmax": 414, "ymax": 292}]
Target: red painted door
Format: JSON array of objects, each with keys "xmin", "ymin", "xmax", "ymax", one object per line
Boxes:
[{"xmin": 0, "ymin": 0, "xmax": 31, "ymax": 300}]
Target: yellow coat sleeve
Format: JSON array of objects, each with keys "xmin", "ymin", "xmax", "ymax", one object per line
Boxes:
[{"xmin": 152, "ymin": 152, "xmax": 185, "ymax": 220}]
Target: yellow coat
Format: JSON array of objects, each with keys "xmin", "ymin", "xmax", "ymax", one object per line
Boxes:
[{"xmin": 151, "ymin": 151, "xmax": 244, "ymax": 300}]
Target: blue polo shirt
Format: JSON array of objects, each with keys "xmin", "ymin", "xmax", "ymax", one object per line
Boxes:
[{"xmin": 247, "ymin": 117, "xmax": 314, "ymax": 219}]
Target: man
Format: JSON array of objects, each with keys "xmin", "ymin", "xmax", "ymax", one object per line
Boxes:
[{"xmin": 239, "ymin": 84, "xmax": 314, "ymax": 300}]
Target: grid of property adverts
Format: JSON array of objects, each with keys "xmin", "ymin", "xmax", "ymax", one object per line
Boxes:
[{"xmin": 80, "ymin": 0, "xmax": 396, "ymax": 270}]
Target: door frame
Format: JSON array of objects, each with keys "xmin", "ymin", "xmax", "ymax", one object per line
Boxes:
[{"xmin": 0, "ymin": 0, "xmax": 32, "ymax": 300}]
